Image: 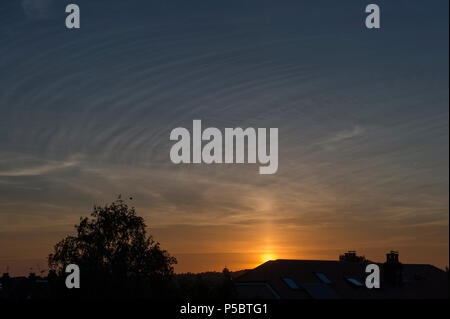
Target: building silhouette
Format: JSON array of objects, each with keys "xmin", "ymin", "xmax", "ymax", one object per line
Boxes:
[{"xmin": 235, "ymin": 251, "xmax": 449, "ymax": 299}]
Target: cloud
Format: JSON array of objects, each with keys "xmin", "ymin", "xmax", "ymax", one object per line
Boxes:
[
  {"xmin": 1, "ymin": 0, "xmax": 448, "ymax": 272},
  {"xmin": 0, "ymin": 160, "xmax": 78, "ymax": 177},
  {"xmin": 325, "ymin": 126, "xmax": 365, "ymax": 144},
  {"xmin": 313, "ymin": 125, "xmax": 366, "ymax": 152}
]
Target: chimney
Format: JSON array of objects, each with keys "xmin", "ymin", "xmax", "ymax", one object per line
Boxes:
[
  {"xmin": 1, "ymin": 273, "xmax": 11, "ymax": 291},
  {"xmin": 339, "ymin": 250, "xmax": 365, "ymax": 262},
  {"xmin": 386, "ymin": 250, "xmax": 399, "ymax": 263},
  {"xmin": 383, "ymin": 251, "xmax": 403, "ymax": 285}
]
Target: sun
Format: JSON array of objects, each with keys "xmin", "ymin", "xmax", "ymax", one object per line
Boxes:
[{"xmin": 260, "ymin": 253, "xmax": 276, "ymax": 263}]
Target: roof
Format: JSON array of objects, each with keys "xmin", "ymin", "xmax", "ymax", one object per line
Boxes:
[{"xmin": 235, "ymin": 259, "xmax": 449, "ymax": 299}]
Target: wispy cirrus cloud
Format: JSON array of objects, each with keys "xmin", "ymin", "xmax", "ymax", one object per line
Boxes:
[
  {"xmin": 325, "ymin": 125, "xmax": 365, "ymax": 144},
  {"xmin": 0, "ymin": 160, "xmax": 78, "ymax": 177},
  {"xmin": 316, "ymin": 125, "xmax": 366, "ymax": 151},
  {"xmin": 0, "ymin": 0, "xmax": 448, "ymax": 272}
]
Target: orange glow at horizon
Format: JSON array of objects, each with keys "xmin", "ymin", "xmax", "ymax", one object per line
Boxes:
[{"xmin": 260, "ymin": 253, "xmax": 276, "ymax": 263}]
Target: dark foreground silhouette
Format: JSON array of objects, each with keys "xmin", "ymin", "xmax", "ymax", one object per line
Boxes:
[
  {"xmin": 1, "ymin": 199, "xmax": 447, "ymax": 300},
  {"xmin": 37, "ymin": 197, "xmax": 234, "ymax": 299}
]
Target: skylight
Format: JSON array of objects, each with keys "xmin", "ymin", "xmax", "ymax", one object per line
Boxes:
[
  {"xmin": 301, "ymin": 283, "xmax": 339, "ymax": 299},
  {"xmin": 346, "ymin": 277, "xmax": 364, "ymax": 287},
  {"xmin": 315, "ymin": 272, "xmax": 332, "ymax": 284},
  {"xmin": 282, "ymin": 277, "xmax": 299, "ymax": 289}
]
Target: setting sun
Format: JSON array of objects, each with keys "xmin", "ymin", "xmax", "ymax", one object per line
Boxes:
[{"xmin": 260, "ymin": 253, "xmax": 277, "ymax": 263}]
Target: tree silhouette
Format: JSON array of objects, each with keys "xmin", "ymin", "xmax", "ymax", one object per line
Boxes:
[{"xmin": 48, "ymin": 197, "xmax": 176, "ymax": 298}]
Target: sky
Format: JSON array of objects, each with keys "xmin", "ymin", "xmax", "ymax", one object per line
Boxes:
[{"xmin": 0, "ymin": 0, "xmax": 448, "ymax": 275}]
